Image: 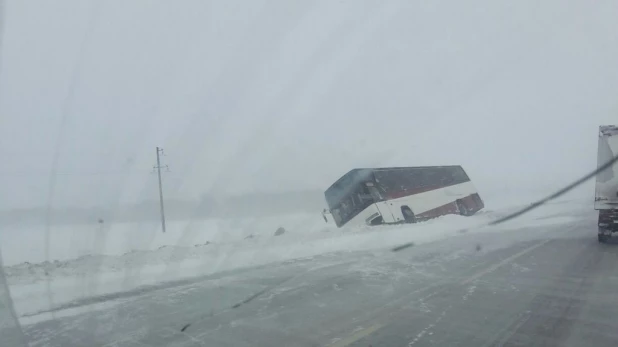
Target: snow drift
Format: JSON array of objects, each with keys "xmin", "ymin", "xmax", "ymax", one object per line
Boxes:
[{"xmin": 3, "ymin": 199, "xmax": 589, "ymax": 317}]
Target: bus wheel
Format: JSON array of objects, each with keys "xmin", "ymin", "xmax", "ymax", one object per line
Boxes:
[
  {"xmin": 401, "ymin": 206, "xmax": 416, "ymax": 223},
  {"xmin": 457, "ymin": 200, "xmax": 469, "ymax": 216}
]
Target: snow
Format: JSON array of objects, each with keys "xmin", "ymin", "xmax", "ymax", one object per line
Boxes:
[
  {"xmin": 0, "ymin": 213, "xmax": 323, "ymax": 267},
  {"xmin": 2, "ymin": 198, "xmax": 589, "ymax": 318},
  {"xmin": 0, "ymin": 1, "xmax": 615, "ymax": 339}
]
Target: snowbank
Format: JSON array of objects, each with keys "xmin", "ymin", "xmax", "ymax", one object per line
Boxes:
[
  {"xmin": 3, "ymin": 199, "xmax": 589, "ymax": 317},
  {"xmin": 0, "ymin": 213, "xmax": 326, "ymax": 267}
]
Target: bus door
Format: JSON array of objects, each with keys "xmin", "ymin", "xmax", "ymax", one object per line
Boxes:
[{"xmin": 365, "ymin": 182, "xmax": 396, "ymax": 223}]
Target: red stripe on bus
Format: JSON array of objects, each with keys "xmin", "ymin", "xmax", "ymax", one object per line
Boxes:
[
  {"xmin": 416, "ymin": 202, "xmax": 459, "ymax": 219},
  {"xmin": 415, "ymin": 194, "xmax": 484, "ymax": 220}
]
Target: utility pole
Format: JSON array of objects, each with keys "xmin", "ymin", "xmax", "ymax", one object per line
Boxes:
[{"xmin": 154, "ymin": 147, "xmax": 169, "ymax": 233}]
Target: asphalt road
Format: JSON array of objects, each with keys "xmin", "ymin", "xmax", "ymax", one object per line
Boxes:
[{"xmin": 8, "ymin": 211, "xmax": 618, "ymax": 347}]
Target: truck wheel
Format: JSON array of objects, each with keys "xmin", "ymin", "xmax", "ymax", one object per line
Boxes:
[{"xmin": 598, "ymin": 234, "xmax": 608, "ymax": 243}]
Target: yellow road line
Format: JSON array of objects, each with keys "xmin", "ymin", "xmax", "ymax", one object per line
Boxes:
[{"xmin": 328, "ymin": 323, "xmax": 385, "ymax": 347}]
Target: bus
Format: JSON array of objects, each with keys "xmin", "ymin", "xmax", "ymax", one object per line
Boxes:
[{"xmin": 323, "ymin": 166, "xmax": 484, "ymax": 228}]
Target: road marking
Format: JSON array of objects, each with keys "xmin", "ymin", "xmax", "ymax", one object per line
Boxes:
[
  {"xmin": 330, "ymin": 239, "xmax": 550, "ymax": 346},
  {"xmin": 328, "ymin": 323, "xmax": 384, "ymax": 347},
  {"xmin": 461, "ymin": 240, "xmax": 550, "ymax": 285}
]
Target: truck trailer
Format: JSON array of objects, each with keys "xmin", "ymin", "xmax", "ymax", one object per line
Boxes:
[{"xmin": 595, "ymin": 125, "xmax": 618, "ymax": 242}]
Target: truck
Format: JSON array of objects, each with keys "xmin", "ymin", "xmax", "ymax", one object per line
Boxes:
[{"xmin": 595, "ymin": 125, "xmax": 618, "ymax": 243}]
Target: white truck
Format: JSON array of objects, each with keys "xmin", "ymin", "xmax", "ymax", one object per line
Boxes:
[{"xmin": 595, "ymin": 125, "xmax": 618, "ymax": 242}]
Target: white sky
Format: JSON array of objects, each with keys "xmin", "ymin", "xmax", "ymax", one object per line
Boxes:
[{"xmin": 1, "ymin": 0, "xmax": 618, "ymax": 209}]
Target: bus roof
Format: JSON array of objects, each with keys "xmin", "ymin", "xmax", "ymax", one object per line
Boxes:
[
  {"xmin": 369, "ymin": 165, "xmax": 464, "ymax": 172},
  {"xmin": 325, "ymin": 165, "xmax": 465, "ymax": 199}
]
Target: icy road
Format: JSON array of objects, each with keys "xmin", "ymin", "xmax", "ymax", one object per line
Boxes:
[{"xmin": 5, "ymin": 202, "xmax": 618, "ymax": 346}]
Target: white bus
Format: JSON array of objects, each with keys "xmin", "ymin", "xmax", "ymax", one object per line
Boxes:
[{"xmin": 323, "ymin": 166, "xmax": 484, "ymax": 228}]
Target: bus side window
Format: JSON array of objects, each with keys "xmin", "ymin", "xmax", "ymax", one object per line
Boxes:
[
  {"xmin": 439, "ymin": 169, "xmax": 453, "ymax": 185},
  {"xmin": 455, "ymin": 167, "xmax": 469, "ymax": 182},
  {"xmin": 418, "ymin": 170, "xmax": 430, "ymax": 188},
  {"xmin": 448, "ymin": 167, "xmax": 467, "ymax": 184}
]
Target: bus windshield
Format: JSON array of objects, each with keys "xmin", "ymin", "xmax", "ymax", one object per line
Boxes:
[
  {"xmin": 325, "ymin": 169, "xmax": 376, "ymax": 227},
  {"xmin": 330, "ymin": 183, "xmax": 375, "ymax": 227}
]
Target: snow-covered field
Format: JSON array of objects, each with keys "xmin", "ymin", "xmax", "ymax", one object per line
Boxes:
[{"xmin": 2, "ymin": 197, "xmax": 591, "ymax": 317}]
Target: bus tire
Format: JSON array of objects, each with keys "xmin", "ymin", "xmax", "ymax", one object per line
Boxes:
[{"xmin": 401, "ymin": 206, "xmax": 416, "ymax": 224}]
